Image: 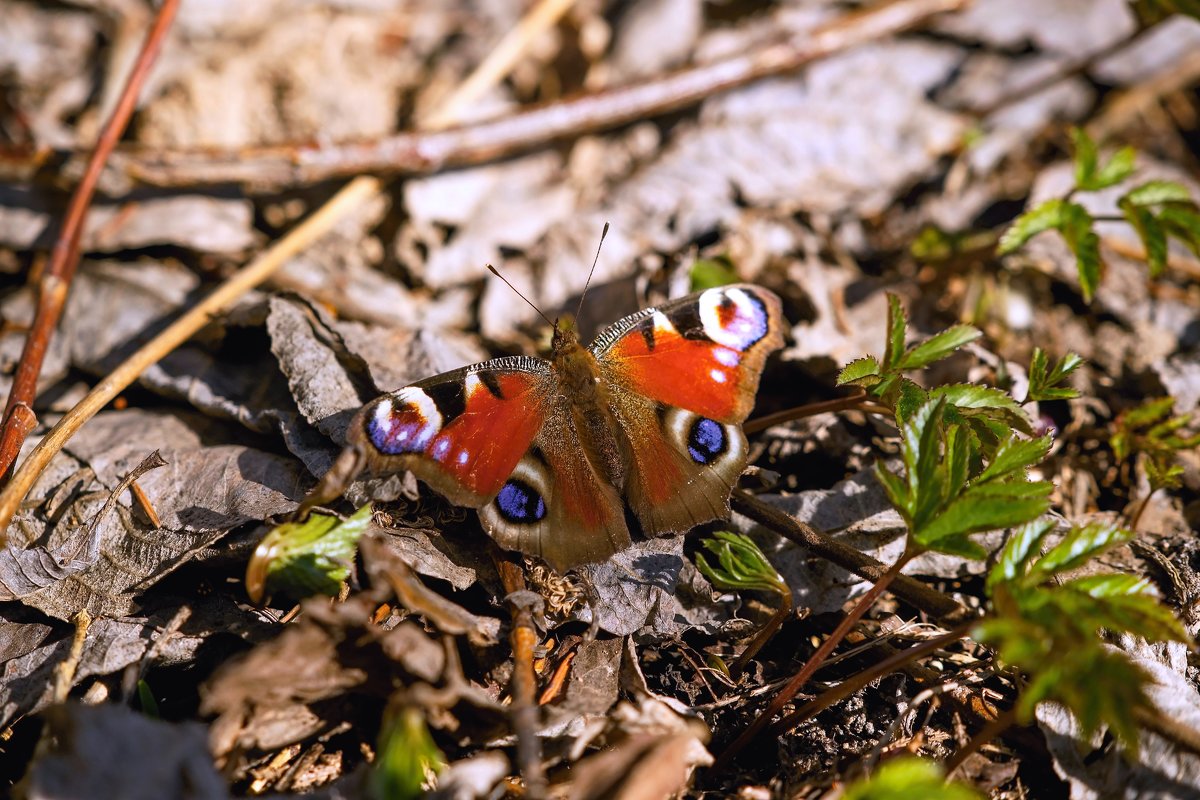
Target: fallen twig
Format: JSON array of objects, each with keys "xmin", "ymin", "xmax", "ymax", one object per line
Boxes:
[
  {"xmin": 0, "ymin": 0, "xmax": 180, "ymax": 481},
  {"xmin": 96, "ymin": 0, "xmax": 965, "ymax": 188},
  {"xmin": 495, "ymin": 555, "xmax": 548, "ymax": 800},
  {"xmin": 730, "ymin": 490, "xmax": 968, "ymax": 622},
  {"xmin": 0, "ymin": 177, "xmax": 382, "ymax": 541}
]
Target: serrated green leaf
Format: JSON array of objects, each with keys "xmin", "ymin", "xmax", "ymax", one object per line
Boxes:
[
  {"xmin": 245, "ymin": 503, "xmax": 374, "ymax": 601},
  {"xmin": 1071, "ymin": 127, "xmax": 1099, "ymax": 190},
  {"xmin": 894, "ymin": 379, "xmax": 928, "ymax": 423},
  {"xmin": 1120, "ymin": 200, "xmax": 1168, "ymax": 277},
  {"xmin": 884, "ymin": 293, "xmax": 908, "ymax": 372},
  {"xmin": 1122, "ymin": 180, "xmax": 1194, "ymax": 207},
  {"xmin": 837, "ymin": 355, "xmax": 881, "ymax": 386},
  {"xmin": 1063, "ymin": 574, "xmax": 1191, "ymax": 643},
  {"xmin": 874, "ymin": 460, "xmax": 912, "ymax": 517},
  {"xmin": 989, "ymin": 519, "xmax": 1056, "ymax": 592},
  {"xmin": 689, "ymin": 256, "xmax": 740, "ymax": 291},
  {"xmin": 1146, "ymin": 458, "xmax": 1185, "ymax": 492},
  {"xmin": 1026, "ymin": 347, "xmax": 1084, "ymax": 403},
  {"xmin": 1060, "ymin": 202, "xmax": 1103, "ymax": 301},
  {"xmin": 1159, "ymin": 205, "xmax": 1200, "ymax": 256},
  {"xmin": 843, "ymin": 757, "xmax": 983, "ymax": 800},
  {"xmin": 915, "ymin": 491, "xmax": 1051, "ymax": 549},
  {"xmin": 929, "ymin": 383, "xmax": 1034, "ymax": 435},
  {"xmin": 998, "ymin": 199, "xmax": 1066, "ymax": 254},
  {"xmin": 1028, "ymin": 522, "xmax": 1133, "ymax": 580},
  {"xmin": 976, "ymin": 435, "xmax": 1052, "ymax": 484},
  {"xmin": 899, "ymin": 325, "xmax": 982, "ymax": 370},
  {"xmin": 1089, "ymin": 146, "xmax": 1136, "ymax": 190}
]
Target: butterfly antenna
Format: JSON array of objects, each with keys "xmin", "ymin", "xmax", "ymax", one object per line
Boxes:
[
  {"xmin": 486, "ymin": 264, "xmax": 555, "ymax": 328},
  {"xmin": 575, "ymin": 222, "xmax": 609, "ymax": 322}
]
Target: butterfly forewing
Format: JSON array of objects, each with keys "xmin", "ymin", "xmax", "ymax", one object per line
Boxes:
[{"xmin": 350, "ymin": 356, "xmax": 555, "ymax": 508}]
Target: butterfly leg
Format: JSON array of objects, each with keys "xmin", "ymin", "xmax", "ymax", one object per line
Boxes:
[{"xmin": 295, "ymin": 443, "xmax": 369, "ymax": 518}]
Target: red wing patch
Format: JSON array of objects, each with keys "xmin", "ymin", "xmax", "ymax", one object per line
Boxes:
[
  {"xmin": 594, "ymin": 285, "xmax": 784, "ymax": 424},
  {"xmin": 359, "ymin": 366, "xmax": 551, "ymax": 503}
]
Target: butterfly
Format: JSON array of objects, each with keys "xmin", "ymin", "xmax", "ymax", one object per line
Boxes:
[{"xmin": 322, "ymin": 283, "xmax": 785, "ymax": 571}]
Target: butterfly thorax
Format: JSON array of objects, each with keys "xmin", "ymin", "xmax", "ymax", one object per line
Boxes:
[{"xmin": 551, "ymin": 324, "xmax": 625, "ymax": 487}]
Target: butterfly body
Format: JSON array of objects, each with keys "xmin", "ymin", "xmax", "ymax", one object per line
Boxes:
[{"xmin": 341, "ymin": 283, "xmax": 784, "ymax": 570}]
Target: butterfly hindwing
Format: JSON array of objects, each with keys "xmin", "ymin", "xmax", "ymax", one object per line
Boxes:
[{"xmin": 479, "ymin": 396, "xmax": 631, "ymax": 571}]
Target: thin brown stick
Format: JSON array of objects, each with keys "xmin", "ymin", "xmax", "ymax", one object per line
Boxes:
[
  {"xmin": 495, "ymin": 555, "xmax": 548, "ymax": 800},
  {"xmin": 715, "ymin": 549, "xmax": 914, "ymax": 768},
  {"xmin": 731, "ymin": 591, "xmax": 794, "ymax": 675},
  {"xmin": 0, "ymin": 177, "xmax": 381, "ymax": 542},
  {"xmin": 109, "ymin": 0, "xmax": 965, "ymax": 188},
  {"xmin": 53, "ymin": 610, "xmax": 93, "ymax": 703},
  {"xmin": 768, "ymin": 622, "xmax": 973, "ymax": 737},
  {"xmin": 944, "ymin": 704, "xmax": 1018, "ymax": 776},
  {"xmin": 0, "ymin": 0, "xmax": 180, "ymax": 480},
  {"xmin": 744, "ymin": 389, "xmax": 870, "ymax": 435},
  {"xmin": 1135, "ymin": 705, "xmax": 1200, "ymax": 760},
  {"xmin": 730, "ymin": 491, "xmax": 967, "ymax": 622}
]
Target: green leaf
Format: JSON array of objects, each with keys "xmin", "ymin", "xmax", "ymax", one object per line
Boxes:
[
  {"xmin": 988, "ymin": 519, "xmax": 1056, "ymax": 593},
  {"xmin": 1071, "ymin": 127, "xmax": 1099, "ymax": 190},
  {"xmin": 1146, "ymin": 458, "xmax": 1185, "ymax": 492},
  {"xmin": 689, "ymin": 256, "xmax": 740, "ymax": 291},
  {"xmin": 884, "ymin": 293, "xmax": 908, "ymax": 372},
  {"xmin": 245, "ymin": 503, "xmax": 374, "ymax": 602},
  {"xmin": 894, "ymin": 379, "xmax": 928, "ymax": 422},
  {"xmin": 915, "ymin": 489, "xmax": 1051, "ymax": 550},
  {"xmin": 900, "ymin": 325, "xmax": 982, "ymax": 370},
  {"xmin": 136, "ymin": 680, "xmax": 160, "ymax": 719},
  {"xmin": 1159, "ymin": 205, "xmax": 1200, "ymax": 256},
  {"xmin": 1026, "ymin": 347, "xmax": 1084, "ymax": 403},
  {"xmin": 1063, "ymin": 574, "xmax": 1191, "ymax": 643},
  {"xmin": 998, "ymin": 199, "xmax": 1066, "ymax": 254},
  {"xmin": 1090, "ymin": 146, "xmax": 1137, "ymax": 190},
  {"xmin": 368, "ymin": 706, "xmax": 444, "ymax": 800},
  {"xmin": 1060, "ymin": 202, "xmax": 1103, "ymax": 301},
  {"xmin": 1122, "ymin": 180, "xmax": 1194, "ymax": 207},
  {"xmin": 929, "ymin": 383, "xmax": 1034, "ymax": 435},
  {"xmin": 695, "ymin": 531, "xmax": 788, "ymax": 597},
  {"xmin": 842, "ymin": 757, "xmax": 983, "ymax": 800},
  {"xmin": 1120, "ymin": 200, "xmax": 1168, "ymax": 277},
  {"xmin": 837, "ymin": 355, "xmax": 881, "ymax": 387},
  {"xmin": 975, "ymin": 435, "xmax": 1052, "ymax": 484},
  {"xmin": 1028, "ymin": 522, "xmax": 1133, "ymax": 580}
]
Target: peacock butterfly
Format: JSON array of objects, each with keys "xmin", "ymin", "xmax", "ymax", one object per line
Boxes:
[{"xmin": 307, "ymin": 278, "xmax": 785, "ymax": 571}]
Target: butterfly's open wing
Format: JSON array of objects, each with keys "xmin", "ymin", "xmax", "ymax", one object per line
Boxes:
[
  {"xmin": 592, "ymin": 284, "xmax": 785, "ymax": 536},
  {"xmin": 349, "ymin": 355, "xmax": 628, "ymax": 570}
]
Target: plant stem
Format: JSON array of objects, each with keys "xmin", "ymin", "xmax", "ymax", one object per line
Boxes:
[
  {"xmin": 0, "ymin": 177, "xmax": 381, "ymax": 540},
  {"xmin": 730, "ymin": 491, "xmax": 967, "ymax": 623},
  {"xmin": 731, "ymin": 591, "xmax": 794, "ymax": 675},
  {"xmin": 0, "ymin": 0, "xmax": 180, "ymax": 484},
  {"xmin": 714, "ymin": 549, "xmax": 915, "ymax": 769},
  {"xmin": 743, "ymin": 389, "xmax": 870, "ymax": 435},
  {"xmin": 943, "ymin": 704, "xmax": 1018, "ymax": 775},
  {"xmin": 768, "ymin": 621, "xmax": 973, "ymax": 737}
]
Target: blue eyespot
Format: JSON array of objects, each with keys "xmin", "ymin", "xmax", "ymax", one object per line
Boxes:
[
  {"xmin": 495, "ymin": 480, "xmax": 547, "ymax": 524},
  {"xmin": 688, "ymin": 417, "xmax": 726, "ymax": 464}
]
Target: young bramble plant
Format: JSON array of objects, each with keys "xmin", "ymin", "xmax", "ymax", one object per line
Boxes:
[
  {"xmin": 875, "ymin": 397, "xmax": 1053, "ymax": 560},
  {"xmin": 975, "ymin": 519, "xmax": 1192, "ymax": 751},
  {"xmin": 1110, "ymin": 397, "xmax": 1200, "ymax": 528},
  {"xmin": 998, "ymin": 127, "xmax": 1200, "ymax": 300},
  {"xmin": 841, "ymin": 756, "xmax": 982, "ymax": 800},
  {"xmin": 1024, "ymin": 346, "xmax": 1083, "ymax": 404},
  {"xmin": 696, "ymin": 531, "xmax": 792, "ymax": 671},
  {"xmin": 244, "ymin": 503, "xmax": 374, "ymax": 602}
]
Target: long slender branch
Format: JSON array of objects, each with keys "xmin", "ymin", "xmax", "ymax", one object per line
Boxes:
[
  {"xmin": 0, "ymin": 177, "xmax": 381, "ymax": 543},
  {"xmin": 768, "ymin": 622, "xmax": 973, "ymax": 737},
  {"xmin": 744, "ymin": 389, "xmax": 870, "ymax": 435},
  {"xmin": 104, "ymin": 0, "xmax": 964, "ymax": 188},
  {"xmin": 715, "ymin": 550, "xmax": 914, "ymax": 768},
  {"xmin": 730, "ymin": 491, "xmax": 967, "ymax": 622},
  {"xmin": 495, "ymin": 555, "xmax": 548, "ymax": 800},
  {"xmin": 0, "ymin": 0, "xmax": 180, "ymax": 481}
]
